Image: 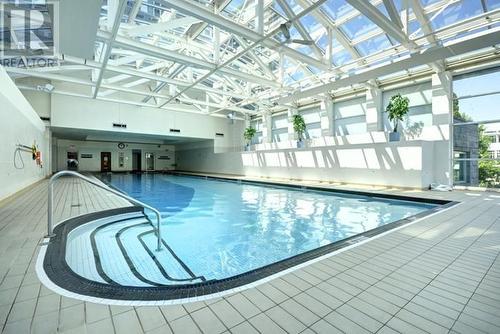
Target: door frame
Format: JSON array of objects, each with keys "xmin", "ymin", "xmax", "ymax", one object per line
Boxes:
[{"xmin": 100, "ymin": 152, "xmax": 112, "ymax": 172}]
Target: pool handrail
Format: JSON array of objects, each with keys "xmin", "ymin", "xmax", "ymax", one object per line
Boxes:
[{"xmin": 47, "ymin": 171, "xmax": 162, "ymax": 251}]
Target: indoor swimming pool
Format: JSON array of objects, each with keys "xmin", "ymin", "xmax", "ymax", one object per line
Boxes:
[{"xmin": 40, "ymin": 173, "xmax": 451, "ymax": 301}]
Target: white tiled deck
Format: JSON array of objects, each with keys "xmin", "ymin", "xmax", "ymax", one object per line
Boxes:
[{"xmin": 0, "ymin": 176, "xmax": 499, "ymax": 334}]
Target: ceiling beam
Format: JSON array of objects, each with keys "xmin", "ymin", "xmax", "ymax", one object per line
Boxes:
[
  {"xmin": 160, "ymin": 0, "xmax": 330, "ymax": 108},
  {"xmin": 9, "ymin": 67, "xmax": 254, "ymax": 114},
  {"xmin": 277, "ymin": 27, "xmax": 500, "ymax": 104},
  {"xmin": 157, "ymin": 0, "xmax": 329, "ymax": 70},
  {"xmin": 100, "ymin": 31, "xmax": 280, "ymax": 87},
  {"xmin": 93, "ymin": 0, "xmax": 127, "ymax": 98},
  {"xmin": 127, "ymin": 17, "xmax": 201, "ymax": 36},
  {"xmin": 345, "ymin": 0, "xmax": 412, "ymax": 47},
  {"xmin": 294, "ymin": 0, "xmax": 361, "ymax": 61},
  {"xmin": 127, "ymin": 0, "xmax": 142, "ymax": 23},
  {"xmin": 275, "ymin": 0, "xmax": 324, "ymax": 60},
  {"xmin": 409, "ymin": 0, "xmax": 437, "ymax": 44},
  {"xmin": 382, "ymin": 0, "xmax": 404, "ymax": 29},
  {"xmin": 62, "ymin": 55, "xmax": 251, "ymax": 99}
]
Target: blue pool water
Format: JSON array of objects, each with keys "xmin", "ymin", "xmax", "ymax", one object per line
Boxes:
[{"xmin": 95, "ymin": 173, "xmax": 436, "ymax": 282}]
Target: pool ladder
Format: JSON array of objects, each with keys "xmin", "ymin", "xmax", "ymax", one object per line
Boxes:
[{"xmin": 47, "ymin": 171, "xmax": 163, "ymax": 251}]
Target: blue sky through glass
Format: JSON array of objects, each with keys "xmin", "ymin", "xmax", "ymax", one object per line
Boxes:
[{"xmin": 454, "ymin": 70, "xmax": 500, "ymax": 122}]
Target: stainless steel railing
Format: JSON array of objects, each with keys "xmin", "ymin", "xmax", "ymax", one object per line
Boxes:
[{"xmin": 47, "ymin": 171, "xmax": 162, "ymax": 251}]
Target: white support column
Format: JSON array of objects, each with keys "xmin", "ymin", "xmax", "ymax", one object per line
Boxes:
[
  {"xmin": 431, "ymin": 70, "xmax": 453, "ymax": 187},
  {"xmin": 279, "ymin": 52, "xmax": 285, "ymax": 87},
  {"xmin": 244, "ymin": 114, "xmax": 251, "ymax": 129},
  {"xmin": 366, "ymin": 86, "xmax": 383, "ymax": 132},
  {"xmin": 320, "ymin": 97, "xmax": 334, "ymax": 136},
  {"xmin": 262, "ymin": 111, "xmax": 273, "ymax": 144},
  {"xmin": 432, "ymin": 71, "xmax": 453, "ymax": 127},
  {"xmin": 288, "ymin": 106, "xmax": 298, "ymax": 140},
  {"xmin": 256, "ymin": 0, "xmax": 264, "ymax": 35}
]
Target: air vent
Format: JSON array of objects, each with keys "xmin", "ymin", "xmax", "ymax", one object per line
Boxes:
[
  {"xmin": 40, "ymin": 116, "xmax": 50, "ymax": 121},
  {"xmin": 113, "ymin": 123, "xmax": 127, "ymax": 128},
  {"xmin": 215, "ymin": 133, "xmax": 224, "ymax": 137},
  {"xmin": 170, "ymin": 128, "xmax": 181, "ymax": 133}
]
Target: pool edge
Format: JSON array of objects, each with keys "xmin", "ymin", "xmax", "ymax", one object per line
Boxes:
[{"xmin": 37, "ymin": 180, "xmax": 459, "ymax": 305}]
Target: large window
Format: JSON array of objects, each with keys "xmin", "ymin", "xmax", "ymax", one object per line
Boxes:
[
  {"xmin": 334, "ymin": 97, "xmax": 367, "ymax": 135},
  {"xmin": 249, "ymin": 118, "xmax": 263, "ymax": 145},
  {"xmin": 271, "ymin": 113, "xmax": 288, "ymax": 142},
  {"xmin": 299, "ymin": 107, "xmax": 322, "ymax": 139},
  {"xmin": 453, "ymin": 68, "xmax": 500, "ymax": 188},
  {"xmin": 382, "ymin": 83, "xmax": 432, "ymax": 137}
]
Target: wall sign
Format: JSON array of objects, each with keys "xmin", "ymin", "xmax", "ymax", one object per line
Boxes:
[{"xmin": 80, "ymin": 154, "xmax": 93, "ymax": 159}]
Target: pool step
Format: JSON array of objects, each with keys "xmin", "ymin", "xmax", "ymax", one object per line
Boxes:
[
  {"xmin": 66, "ymin": 212, "xmax": 146, "ymax": 285},
  {"xmin": 67, "ymin": 211, "xmax": 203, "ymax": 287},
  {"xmin": 116, "ymin": 222, "xmax": 204, "ymax": 285}
]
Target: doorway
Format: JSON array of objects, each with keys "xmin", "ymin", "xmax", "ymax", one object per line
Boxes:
[
  {"xmin": 132, "ymin": 150, "xmax": 141, "ymax": 172},
  {"xmin": 100, "ymin": 152, "xmax": 111, "ymax": 172},
  {"xmin": 145, "ymin": 153, "xmax": 155, "ymax": 171}
]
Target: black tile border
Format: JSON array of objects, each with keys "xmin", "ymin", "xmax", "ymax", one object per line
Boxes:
[{"xmin": 42, "ymin": 176, "xmax": 459, "ymax": 301}]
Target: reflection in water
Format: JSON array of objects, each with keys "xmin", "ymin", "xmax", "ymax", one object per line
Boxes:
[{"xmin": 106, "ymin": 174, "xmax": 435, "ymax": 280}]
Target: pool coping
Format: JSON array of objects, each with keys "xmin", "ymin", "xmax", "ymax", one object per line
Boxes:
[{"xmin": 38, "ymin": 174, "xmax": 459, "ymax": 304}]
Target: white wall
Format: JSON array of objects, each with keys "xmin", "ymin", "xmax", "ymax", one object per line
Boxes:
[
  {"xmin": 177, "ymin": 77, "xmax": 453, "ymax": 189},
  {"xmin": 55, "ymin": 139, "xmax": 175, "ymax": 172},
  {"xmin": 0, "ymin": 67, "xmax": 50, "ymax": 201},
  {"xmin": 176, "ymin": 133, "xmax": 442, "ymax": 189},
  {"xmin": 51, "ymin": 94, "xmax": 239, "ymax": 143}
]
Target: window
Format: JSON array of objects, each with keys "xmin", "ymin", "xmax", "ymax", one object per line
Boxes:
[
  {"xmin": 334, "ymin": 97, "xmax": 367, "ymax": 135},
  {"xmin": 453, "ymin": 68, "xmax": 500, "ymax": 188},
  {"xmin": 382, "ymin": 83, "xmax": 432, "ymax": 134},
  {"xmin": 271, "ymin": 113, "xmax": 288, "ymax": 143},
  {"xmin": 250, "ymin": 118, "xmax": 263, "ymax": 145},
  {"xmin": 299, "ymin": 107, "xmax": 322, "ymax": 139},
  {"xmin": 453, "ymin": 151, "xmax": 469, "ymax": 184}
]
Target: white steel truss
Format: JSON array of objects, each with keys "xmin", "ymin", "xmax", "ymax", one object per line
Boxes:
[{"xmin": 8, "ymin": 0, "xmax": 500, "ymax": 119}]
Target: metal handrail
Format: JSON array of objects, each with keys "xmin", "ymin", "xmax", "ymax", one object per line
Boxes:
[{"xmin": 47, "ymin": 171, "xmax": 162, "ymax": 251}]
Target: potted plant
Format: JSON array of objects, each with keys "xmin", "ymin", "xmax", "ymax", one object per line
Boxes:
[
  {"xmin": 292, "ymin": 114, "xmax": 306, "ymax": 148},
  {"xmin": 243, "ymin": 127, "xmax": 256, "ymax": 151},
  {"xmin": 386, "ymin": 93, "xmax": 410, "ymax": 142}
]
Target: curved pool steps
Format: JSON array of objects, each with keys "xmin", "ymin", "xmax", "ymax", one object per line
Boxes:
[
  {"xmin": 66, "ymin": 210, "xmax": 203, "ymax": 287},
  {"xmin": 65, "ymin": 211, "xmax": 146, "ymax": 285},
  {"xmin": 91, "ymin": 217, "xmax": 153, "ymax": 286},
  {"xmin": 116, "ymin": 223, "xmax": 204, "ymax": 285}
]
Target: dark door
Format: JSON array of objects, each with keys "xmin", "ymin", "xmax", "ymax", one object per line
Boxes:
[
  {"xmin": 132, "ymin": 150, "xmax": 141, "ymax": 172},
  {"xmin": 101, "ymin": 152, "xmax": 111, "ymax": 172}
]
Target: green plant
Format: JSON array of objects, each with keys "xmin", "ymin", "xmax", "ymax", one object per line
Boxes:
[
  {"xmin": 243, "ymin": 127, "xmax": 257, "ymax": 145},
  {"xmin": 453, "ymin": 93, "xmax": 472, "ymax": 122},
  {"xmin": 292, "ymin": 114, "xmax": 306, "ymax": 141},
  {"xmin": 386, "ymin": 94, "xmax": 410, "ymax": 132}
]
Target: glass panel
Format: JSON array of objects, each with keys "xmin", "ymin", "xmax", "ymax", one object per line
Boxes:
[
  {"xmin": 430, "ymin": 1, "xmax": 483, "ymax": 31},
  {"xmin": 334, "ymin": 97, "xmax": 367, "ymax": 135},
  {"xmin": 453, "ymin": 68, "xmax": 500, "ymax": 188},
  {"xmin": 272, "ymin": 113, "xmax": 288, "ymax": 143},
  {"xmin": 300, "ymin": 107, "xmax": 322, "ymax": 139}
]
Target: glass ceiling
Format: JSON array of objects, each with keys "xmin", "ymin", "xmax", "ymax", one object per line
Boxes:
[
  {"xmin": 9, "ymin": 0, "xmax": 500, "ymax": 115},
  {"xmin": 96, "ymin": 0, "xmax": 499, "ymax": 111}
]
